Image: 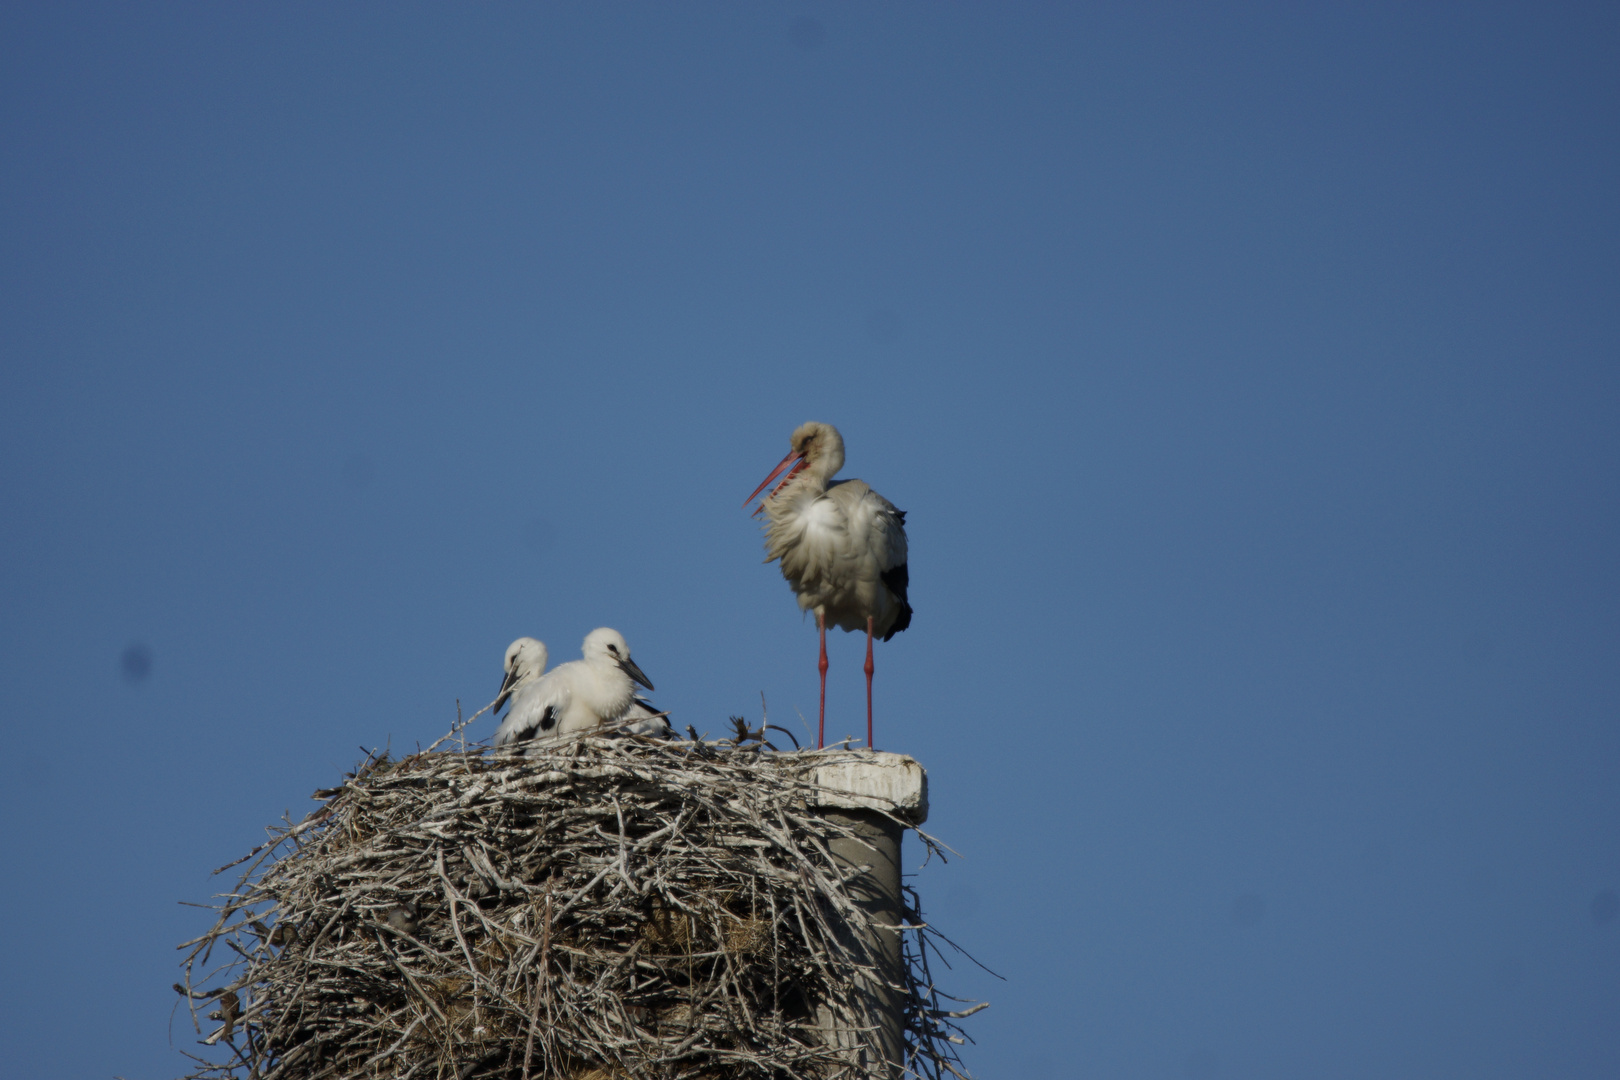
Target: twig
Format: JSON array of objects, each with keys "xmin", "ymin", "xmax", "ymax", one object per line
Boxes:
[{"xmin": 175, "ymin": 734, "xmax": 982, "ymax": 1080}]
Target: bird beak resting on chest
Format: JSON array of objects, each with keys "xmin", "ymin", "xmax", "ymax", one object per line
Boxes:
[
  {"xmin": 494, "ymin": 668, "xmax": 518, "ymax": 715},
  {"xmin": 618, "ymin": 656, "xmax": 655, "ymax": 692},
  {"xmin": 744, "ymin": 450, "xmax": 808, "ymax": 516}
]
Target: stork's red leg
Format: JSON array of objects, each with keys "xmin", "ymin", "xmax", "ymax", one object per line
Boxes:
[
  {"xmin": 817, "ymin": 610, "xmax": 829, "ymax": 749},
  {"xmin": 864, "ymin": 615, "xmax": 875, "ymax": 751}
]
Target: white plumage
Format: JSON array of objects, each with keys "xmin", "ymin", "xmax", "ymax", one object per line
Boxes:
[
  {"xmin": 493, "ymin": 637, "xmax": 549, "ymax": 717},
  {"xmin": 744, "ymin": 421, "xmax": 910, "ymax": 749},
  {"xmin": 619, "ymin": 697, "xmax": 674, "ymax": 738},
  {"xmin": 493, "ymin": 628, "xmax": 661, "ymax": 750}
]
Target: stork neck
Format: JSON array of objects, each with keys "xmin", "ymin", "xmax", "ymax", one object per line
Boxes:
[
  {"xmin": 781, "ymin": 465, "xmax": 830, "ymax": 498},
  {"xmin": 810, "ymin": 440, "xmax": 844, "ymax": 482},
  {"xmin": 587, "ymin": 663, "xmax": 635, "ymax": 714}
]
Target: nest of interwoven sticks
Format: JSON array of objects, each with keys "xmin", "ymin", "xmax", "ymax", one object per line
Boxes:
[{"xmin": 175, "ymin": 733, "xmax": 984, "ymax": 1080}]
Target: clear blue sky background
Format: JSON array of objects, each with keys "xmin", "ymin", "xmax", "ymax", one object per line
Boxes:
[{"xmin": 2, "ymin": 5, "xmax": 1617, "ymax": 1078}]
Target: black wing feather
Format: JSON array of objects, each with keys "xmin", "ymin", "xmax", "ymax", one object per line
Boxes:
[{"xmin": 879, "ymin": 562, "xmax": 912, "ymax": 641}]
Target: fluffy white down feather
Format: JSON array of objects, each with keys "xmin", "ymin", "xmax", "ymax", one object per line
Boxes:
[{"xmin": 494, "ymin": 628, "xmax": 664, "ymax": 750}]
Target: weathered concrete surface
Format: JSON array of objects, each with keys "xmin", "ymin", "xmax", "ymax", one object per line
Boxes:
[
  {"xmin": 810, "ymin": 751, "xmax": 929, "ymax": 824},
  {"xmin": 810, "ymin": 752, "xmax": 929, "ymax": 1079}
]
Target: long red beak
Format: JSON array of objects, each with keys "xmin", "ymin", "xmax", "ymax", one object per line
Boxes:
[{"xmin": 744, "ymin": 450, "xmax": 806, "ymax": 513}]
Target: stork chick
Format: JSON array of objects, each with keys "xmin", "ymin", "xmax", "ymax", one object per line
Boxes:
[
  {"xmin": 493, "ymin": 637, "xmax": 549, "ymax": 719},
  {"xmin": 494, "ymin": 628, "xmax": 657, "ymax": 751}
]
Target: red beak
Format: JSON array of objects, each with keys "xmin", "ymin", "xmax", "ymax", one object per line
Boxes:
[{"xmin": 744, "ymin": 450, "xmax": 807, "ymax": 513}]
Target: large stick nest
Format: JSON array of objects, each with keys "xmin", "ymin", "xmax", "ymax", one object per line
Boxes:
[{"xmin": 176, "ymin": 734, "xmax": 983, "ymax": 1080}]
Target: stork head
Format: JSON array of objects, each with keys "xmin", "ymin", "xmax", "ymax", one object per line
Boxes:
[
  {"xmin": 583, "ymin": 627, "xmax": 655, "ymax": 692},
  {"xmin": 743, "ymin": 421, "xmax": 845, "ymax": 512},
  {"xmin": 790, "ymin": 421, "xmax": 845, "ymax": 475},
  {"xmin": 495, "ymin": 637, "xmax": 548, "ymax": 715}
]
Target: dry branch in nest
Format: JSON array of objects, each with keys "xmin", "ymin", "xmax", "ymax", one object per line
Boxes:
[{"xmin": 176, "ymin": 734, "xmax": 983, "ymax": 1080}]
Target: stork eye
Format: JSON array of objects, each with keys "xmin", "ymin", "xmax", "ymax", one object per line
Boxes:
[{"xmin": 607, "ymin": 644, "xmax": 620, "ymax": 655}]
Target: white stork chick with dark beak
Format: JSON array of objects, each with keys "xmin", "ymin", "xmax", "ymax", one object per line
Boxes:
[
  {"xmin": 744, "ymin": 421, "xmax": 911, "ymax": 750},
  {"xmin": 493, "ymin": 628, "xmax": 659, "ymax": 750},
  {"xmin": 493, "ymin": 637, "xmax": 549, "ymax": 720}
]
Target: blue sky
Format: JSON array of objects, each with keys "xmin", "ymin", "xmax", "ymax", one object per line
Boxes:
[{"xmin": 2, "ymin": 4, "xmax": 1618, "ymax": 1077}]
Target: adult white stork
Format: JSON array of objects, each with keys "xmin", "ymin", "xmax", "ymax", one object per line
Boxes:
[
  {"xmin": 493, "ymin": 628, "xmax": 659, "ymax": 750},
  {"xmin": 744, "ymin": 421, "xmax": 911, "ymax": 750}
]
